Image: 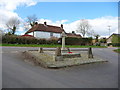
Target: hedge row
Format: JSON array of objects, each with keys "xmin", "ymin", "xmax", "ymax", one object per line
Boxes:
[
  {"xmin": 2, "ymin": 35, "xmax": 93, "ymax": 45},
  {"xmin": 2, "ymin": 35, "xmax": 58, "ymax": 44},
  {"xmin": 107, "ymin": 43, "xmax": 120, "ymax": 46},
  {"xmin": 59, "ymin": 37, "xmax": 92, "ymax": 45}
]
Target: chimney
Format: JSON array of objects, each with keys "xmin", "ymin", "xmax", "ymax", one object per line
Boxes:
[
  {"xmin": 72, "ymin": 31, "xmax": 75, "ymax": 34},
  {"xmin": 44, "ymin": 22, "xmax": 47, "ymax": 25},
  {"xmin": 35, "ymin": 22, "xmax": 38, "ymax": 25},
  {"xmin": 61, "ymin": 24, "xmax": 63, "ymax": 29}
]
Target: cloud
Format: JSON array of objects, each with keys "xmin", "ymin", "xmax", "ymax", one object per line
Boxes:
[
  {"xmin": 56, "ymin": 16, "xmax": 118, "ymax": 38},
  {"xmin": 0, "ymin": 0, "xmax": 40, "ymax": 32},
  {"xmin": 37, "ymin": 19, "xmax": 68, "ymax": 28},
  {"xmin": 38, "ymin": 19, "xmax": 68, "ymax": 25},
  {"xmin": 0, "ymin": 0, "xmax": 39, "ymax": 11},
  {"xmin": 88, "ymin": 16, "xmax": 118, "ymax": 37},
  {"xmin": 0, "ymin": 1, "xmax": 118, "ymax": 37}
]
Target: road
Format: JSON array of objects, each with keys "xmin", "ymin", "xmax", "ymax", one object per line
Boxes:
[{"xmin": 1, "ymin": 47, "xmax": 119, "ymax": 88}]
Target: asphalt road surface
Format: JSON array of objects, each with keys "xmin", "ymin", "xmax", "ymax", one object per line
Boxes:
[{"xmin": 2, "ymin": 47, "xmax": 119, "ymax": 88}]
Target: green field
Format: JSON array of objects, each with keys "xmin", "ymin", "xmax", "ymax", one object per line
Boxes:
[
  {"xmin": 114, "ymin": 49, "xmax": 120, "ymax": 53},
  {"xmin": 0, "ymin": 43, "xmax": 107, "ymax": 48}
]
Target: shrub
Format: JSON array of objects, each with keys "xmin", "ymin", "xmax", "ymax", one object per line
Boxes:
[
  {"xmin": 59, "ymin": 37, "xmax": 92, "ymax": 45},
  {"xmin": 2, "ymin": 35, "xmax": 58, "ymax": 45},
  {"xmin": 107, "ymin": 43, "xmax": 120, "ymax": 47},
  {"xmin": 38, "ymin": 39, "xmax": 47, "ymax": 44},
  {"xmin": 99, "ymin": 38, "xmax": 107, "ymax": 43},
  {"xmin": 112, "ymin": 43, "xmax": 120, "ymax": 46}
]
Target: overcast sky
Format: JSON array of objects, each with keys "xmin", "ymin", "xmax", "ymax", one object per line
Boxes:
[{"xmin": 0, "ymin": 0, "xmax": 119, "ymax": 37}]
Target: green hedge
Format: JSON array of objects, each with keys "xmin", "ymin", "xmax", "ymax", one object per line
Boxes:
[
  {"xmin": 2, "ymin": 35, "xmax": 93, "ymax": 45},
  {"xmin": 2, "ymin": 35, "xmax": 58, "ymax": 44},
  {"xmin": 107, "ymin": 43, "xmax": 120, "ymax": 46},
  {"xmin": 59, "ymin": 37, "xmax": 92, "ymax": 45}
]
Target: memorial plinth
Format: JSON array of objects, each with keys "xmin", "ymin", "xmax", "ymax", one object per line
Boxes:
[{"xmin": 23, "ymin": 50, "xmax": 107, "ymax": 68}]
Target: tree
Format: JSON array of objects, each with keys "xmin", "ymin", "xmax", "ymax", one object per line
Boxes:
[
  {"xmin": 87, "ymin": 29, "xmax": 95, "ymax": 38},
  {"xmin": 6, "ymin": 17, "xmax": 20, "ymax": 35},
  {"xmin": 99, "ymin": 38, "xmax": 107, "ymax": 43},
  {"xmin": 27, "ymin": 14, "xmax": 38, "ymax": 27},
  {"xmin": 94, "ymin": 34, "xmax": 100, "ymax": 42},
  {"xmin": 76, "ymin": 19, "xmax": 91, "ymax": 37}
]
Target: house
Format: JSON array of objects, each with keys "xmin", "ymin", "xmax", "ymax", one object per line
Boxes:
[
  {"xmin": 25, "ymin": 22, "xmax": 82, "ymax": 39},
  {"xmin": 66, "ymin": 31, "xmax": 82, "ymax": 38},
  {"xmin": 107, "ymin": 33, "xmax": 120, "ymax": 44},
  {"xmin": 25, "ymin": 22, "xmax": 65, "ymax": 39}
]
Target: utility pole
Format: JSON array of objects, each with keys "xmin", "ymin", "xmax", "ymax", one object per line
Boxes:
[{"xmin": 108, "ymin": 25, "xmax": 111, "ymax": 36}]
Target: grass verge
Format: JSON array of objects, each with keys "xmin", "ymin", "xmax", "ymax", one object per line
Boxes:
[
  {"xmin": 113, "ymin": 49, "xmax": 120, "ymax": 53},
  {"xmin": 0, "ymin": 43, "xmax": 107, "ymax": 48}
]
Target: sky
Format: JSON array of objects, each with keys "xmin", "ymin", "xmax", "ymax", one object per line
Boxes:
[{"xmin": 0, "ymin": 0, "xmax": 119, "ymax": 38}]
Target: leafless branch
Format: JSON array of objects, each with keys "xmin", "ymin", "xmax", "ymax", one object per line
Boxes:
[
  {"xmin": 76, "ymin": 19, "xmax": 91, "ymax": 37},
  {"xmin": 6, "ymin": 17, "xmax": 20, "ymax": 35},
  {"xmin": 27, "ymin": 14, "xmax": 38, "ymax": 27}
]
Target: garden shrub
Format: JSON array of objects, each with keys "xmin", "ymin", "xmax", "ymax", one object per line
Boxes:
[
  {"xmin": 99, "ymin": 38, "xmax": 107, "ymax": 43},
  {"xmin": 2, "ymin": 35, "xmax": 58, "ymax": 45},
  {"xmin": 59, "ymin": 37, "xmax": 92, "ymax": 45},
  {"xmin": 2, "ymin": 35, "xmax": 93, "ymax": 45},
  {"xmin": 112, "ymin": 43, "xmax": 120, "ymax": 46},
  {"xmin": 107, "ymin": 43, "xmax": 120, "ymax": 47}
]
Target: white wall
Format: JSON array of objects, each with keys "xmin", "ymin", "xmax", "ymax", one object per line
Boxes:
[
  {"xmin": 33, "ymin": 31, "xmax": 61, "ymax": 39},
  {"xmin": 28, "ymin": 32, "xmax": 34, "ymax": 36},
  {"xmin": 107, "ymin": 37, "xmax": 112, "ymax": 43},
  {"xmin": 35, "ymin": 31, "xmax": 50, "ymax": 38},
  {"xmin": 53, "ymin": 33, "xmax": 61, "ymax": 38},
  {"xmin": 28, "ymin": 31, "xmax": 61, "ymax": 38}
]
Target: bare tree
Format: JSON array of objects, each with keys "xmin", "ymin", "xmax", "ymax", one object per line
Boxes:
[
  {"xmin": 27, "ymin": 14, "xmax": 38, "ymax": 27},
  {"xmin": 76, "ymin": 19, "xmax": 91, "ymax": 37},
  {"xmin": 6, "ymin": 17, "xmax": 20, "ymax": 35},
  {"xmin": 23, "ymin": 22, "xmax": 31, "ymax": 32},
  {"xmin": 87, "ymin": 29, "xmax": 95, "ymax": 37}
]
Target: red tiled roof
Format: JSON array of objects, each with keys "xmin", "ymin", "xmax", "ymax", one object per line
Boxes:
[
  {"xmin": 21, "ymin": 34, "xmax": 34, "ymax": 37},
  {"xmin": 25, "ymin": 24, "xmax": 64, "ymax": 34},
  {"xmin": 66, "ymin": 33, "xmax": 82, "ymax": 38}
]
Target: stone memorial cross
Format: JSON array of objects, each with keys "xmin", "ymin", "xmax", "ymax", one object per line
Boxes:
[{"xmin": 61, "ymin": 31, "xmax": 67, "ymax": 50}]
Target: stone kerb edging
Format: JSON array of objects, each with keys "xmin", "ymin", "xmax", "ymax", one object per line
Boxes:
[{"xmin": 22, "ymin": 49, "xmax": 108, "ymax": 69}]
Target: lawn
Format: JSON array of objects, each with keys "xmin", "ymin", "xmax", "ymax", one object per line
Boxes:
[
  {"xmin": 114, "ymin": 49, "xmax": 120, "ymax": 53},
  {"xmin": 0, "ymin": 43, "xmax": 107, "ymax": 48}
]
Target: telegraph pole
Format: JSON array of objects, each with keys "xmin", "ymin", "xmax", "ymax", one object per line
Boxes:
[{"xmin": 108, "ymin": 25, "xmax": 111, "ymax": 36}]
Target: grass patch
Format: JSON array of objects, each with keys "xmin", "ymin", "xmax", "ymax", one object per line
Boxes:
[
  {"xmin": 1, "ymin": 43, "xmax": 107, "ymax": 48},
  {"xmin": 114, "ymin": 49, "xmax": 120, "ymax": 53}
]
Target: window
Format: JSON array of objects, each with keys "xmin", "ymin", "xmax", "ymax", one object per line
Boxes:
[{"xmin": 50, "ymin": 32, "xmax": 53, "ymax": 37}]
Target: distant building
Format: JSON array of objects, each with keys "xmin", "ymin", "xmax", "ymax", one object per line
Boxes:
[
  {"xmin": 66, "ymin": 33, "xmax": 82, "ymax": 38},
  {"xmin": 106, "ymin": 33, "xmax": 120, "ymax": 44}
]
